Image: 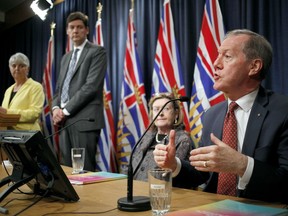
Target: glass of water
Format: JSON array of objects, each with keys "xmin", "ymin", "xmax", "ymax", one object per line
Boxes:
[
  {"xmin": 71, "ymin": 148, "xmax": 85, "ymax": 174},
  {"xmin": 148, "ymin": 168, "xmax": 172, "ymax": 216}
]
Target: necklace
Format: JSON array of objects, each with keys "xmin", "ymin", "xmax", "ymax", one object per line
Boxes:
[{"xmin": 155, "ymin": 132, "xmax": 168, "ymax": 144}]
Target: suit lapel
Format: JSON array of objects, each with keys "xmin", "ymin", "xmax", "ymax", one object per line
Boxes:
[
  {"xmin": 61, "ymin": 42, "xmax": 91, "ymax": 84},
  {"xmin": 242, "ymin": 87, "xmax": 268, "ymax": 156},
  {"xmin": 73, "ymin": 42, "xmax": 90, "ymax": 74},
  {"xmin": 61, "ymin": 52, "xmax": 73, "ymax": 86},
  {"xmin": 9, "ymin": 79, "xmax": 29, "ymax": 105},
  {"xmin": 214, "ymin": 103, "xmax": 227, "ymax": 140},
  {"xmin": 7, "ymin": 84, "xmax": 17, "ymax": 107}
]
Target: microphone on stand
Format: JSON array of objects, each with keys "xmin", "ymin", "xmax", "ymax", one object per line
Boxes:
[
  {"xmin": 45, "ymin": 118, "xmax": 95, "ymax": 140},
  {"xmin": 117, "ymin": 96, "xmax": 189, "ymax": 212}
]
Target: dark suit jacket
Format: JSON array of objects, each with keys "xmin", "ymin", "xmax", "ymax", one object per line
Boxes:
[
  {"xmin": 53, "ymin": 41, "xmax": 106, "ymax": 131},
  {"xmin": 174, "ymin": 86, "xmax": 288, "ymax": 203}
]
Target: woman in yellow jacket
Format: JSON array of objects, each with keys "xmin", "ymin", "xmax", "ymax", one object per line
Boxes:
[{"xmin": 0, "ymin": 52, "xmax": 44, "ymax": 130}]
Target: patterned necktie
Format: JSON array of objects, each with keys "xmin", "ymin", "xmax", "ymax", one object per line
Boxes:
[
  {"xmin": 61, "ymin": 48, "xmax": 79, "ymax": 103},
  {"xmin": 217, "ymin": 101, "xmax": 239, "ymax": 196}
]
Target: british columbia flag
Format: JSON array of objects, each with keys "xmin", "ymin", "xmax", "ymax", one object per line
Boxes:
[
  {"xmin": 94, "ymin": 15, "xmax": 118, "ymax": 172},
  {"xmin": 117, "ymin": 8, "xmax": 149, "ymax": 173},
  {"xmin": 42, "ymin": 31, "xmax": 59, "ymax": 156},
  {"xmin": 189, "ymin": 0, "xmax": 226, "ymax": 146},
  {"xmin": 152, "ymin": 0, "xmax": 189, "ymax": 131}
]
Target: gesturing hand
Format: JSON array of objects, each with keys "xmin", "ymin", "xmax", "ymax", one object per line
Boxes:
[
  {"xmin": 190, "ymin": 133, "xmax": 247, "ymax": 176},
  {"xmin": 153, "ymin": 130, "xmax": 177, "ymax": 172}
]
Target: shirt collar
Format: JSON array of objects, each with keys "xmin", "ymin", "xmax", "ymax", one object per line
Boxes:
[
  {"xmin": 73, "ymin": 39, "xmax": 88, "ymax": 52},
  {"xmin": 228, "ymin": 88, "xmax": 259, "ymax": 112}
]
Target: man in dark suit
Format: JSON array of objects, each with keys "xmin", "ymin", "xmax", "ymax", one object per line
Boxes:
[
  {"xmin": 52, "ymin": 12, "xmax": 106, "ymax": 171},
  {"xmin": 153, "ymin": 29, "xmax": 288, "ymax": 203}
]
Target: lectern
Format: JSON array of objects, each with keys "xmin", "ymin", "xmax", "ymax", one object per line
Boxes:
[
  {"xmin": 0, "ymin": 112, "xmax": 21, "ymax": 129},
  {"xmin": 0, "ymin": 112, "xmax": 20, "ymax": 162}
]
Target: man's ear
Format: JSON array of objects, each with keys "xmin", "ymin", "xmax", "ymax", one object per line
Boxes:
[{"xmin": 249, "ymin": 59, "xmax": 263, "ymax": 79}]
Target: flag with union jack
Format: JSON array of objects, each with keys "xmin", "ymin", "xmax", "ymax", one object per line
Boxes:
[
  {"xmin": 189, "ymin": 0, "xmax": 226, "ymax": 146},
  {"xmin": 152, "ymin": 0, "xmax": 189, "ymax": 131},
  {"xmin": 93, "ymin": 14, "xmax": 118, "ymax": 173},
  {"xmin": 42, "ymin": 28, "xmax": 59, "ymax": 156},
  {"xmin": 117, "ymin": 8, "xmax": 149, "ymax": 173}
]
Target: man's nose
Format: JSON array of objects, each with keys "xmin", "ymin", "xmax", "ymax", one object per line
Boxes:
[
  {"xmin": 213, "ymin": 57, "xmax": 219, "ymax": 67},
  {"xmin": 213, "ymin": 57, "xmax": 222, "ymax": 70}
]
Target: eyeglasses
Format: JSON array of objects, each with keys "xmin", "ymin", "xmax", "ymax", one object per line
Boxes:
[{"xmin": 152, "ymin": 106, "xmax": 173, "ymax": 113}]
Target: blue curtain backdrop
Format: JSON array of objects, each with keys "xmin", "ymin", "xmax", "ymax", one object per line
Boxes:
[{"xmin": 1, "ymin": 0, "xmax": 288, "ymax": 120}]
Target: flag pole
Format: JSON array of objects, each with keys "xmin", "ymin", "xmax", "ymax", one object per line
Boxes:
[
  {"xmin": 50, "ymin": 22, "xmax": 56, "ymax": 37},
  {"xmin": 42, "ymin": 21, "xmax": 59, "ymax": 157},
  {"xmin": 97, "ymin": 2, "xmax": 103, "ymax": 20}
]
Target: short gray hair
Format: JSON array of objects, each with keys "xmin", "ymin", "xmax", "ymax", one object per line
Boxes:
[{"xmin": 9, "ymin": 52, "xmax": 30, "ymax": 67}]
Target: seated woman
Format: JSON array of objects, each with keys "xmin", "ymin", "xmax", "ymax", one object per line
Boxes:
[{"xmin": 131, "ymin": 92, "xmax": 195, "ymax": 189}]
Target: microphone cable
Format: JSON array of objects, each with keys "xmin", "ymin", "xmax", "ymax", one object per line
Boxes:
[{"xmin": 45, "ymin": 118, "xmax": 95, "ymax": 140}]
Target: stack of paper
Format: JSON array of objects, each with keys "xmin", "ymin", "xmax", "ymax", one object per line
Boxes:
[
  {"xmin": 166, "ymin": 200, "xmax": 288, "ymax": 216},
  {"xmin": 67, "ymin": 171, "xmax": 127, "ymax": 185}
]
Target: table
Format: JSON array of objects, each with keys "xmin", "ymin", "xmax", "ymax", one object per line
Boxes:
[{"xmin": 0, "ymin": 165, "xmax": 285, "ymax": 216}]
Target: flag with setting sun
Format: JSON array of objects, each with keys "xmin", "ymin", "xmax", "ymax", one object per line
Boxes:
[
  {"xmin": 152, "ymin": 0, "xmax": 189, "ymax": 131},
  {"xmin": 117, "ymin": 8, "xmax": 149, "ymax": 173},
  {"xmin": 94, "ymin": 17, "xmax": 118, "ymax": 173},
  {"xmin": 189, "ymin": 0, "xmax": 226, "ymax": 146},
  {"xmin": 42, "ymin": 33, "xmax": 59, "ymax": 156}
]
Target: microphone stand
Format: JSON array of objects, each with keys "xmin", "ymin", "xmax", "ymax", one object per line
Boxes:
[{"xmin": 117, "ymin": 96, "xmax": 188, "ymax": 212}]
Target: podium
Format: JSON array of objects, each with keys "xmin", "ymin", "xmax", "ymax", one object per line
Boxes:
[
  {"xmin": 0, "ymin": 112, "xmax": 20, "ymax": 162},
  {"xmin": 0, "ymin": 112, "xmax": 20, "ymax": 130}
]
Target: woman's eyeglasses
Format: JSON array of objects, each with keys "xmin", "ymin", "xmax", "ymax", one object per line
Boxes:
[{"xmin": 152, "ymin": 106, "xmax": 173, "ymax": 113}]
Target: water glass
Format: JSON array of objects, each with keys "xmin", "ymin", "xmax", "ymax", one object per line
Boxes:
[
  {"xmin": 71, "ymin": 147, "xmax": 85, "ymax": 174},
  {"xmin": 148, "ymin": 168, "xmax": 172, "ymax": 216}
]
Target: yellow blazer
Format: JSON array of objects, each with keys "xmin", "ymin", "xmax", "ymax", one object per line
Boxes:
[{"xmin": 1, "ymin": 78, "xmax": 45, "ymax": 130}]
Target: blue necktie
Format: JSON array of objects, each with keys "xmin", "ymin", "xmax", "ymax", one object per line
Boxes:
[{"xmin": 61, "ymin": 49, "xmax": 79, "ymax": 103}]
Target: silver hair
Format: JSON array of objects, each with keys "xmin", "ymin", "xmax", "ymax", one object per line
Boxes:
[{"xmin": 9, "ymin": 52, "xmax": 30, "ymax": 67}]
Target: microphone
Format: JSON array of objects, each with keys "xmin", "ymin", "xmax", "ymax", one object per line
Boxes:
[
  {"xmin": 45, "ymin": 118, "xmax": 95, "ymax": 140},
  {"xmin": 117, "ymin": 96, "xmax": 189, "ymax": 212},
  {"xmin": 178, "ymin": 96, "xmax": 189, "ymax": 102}
]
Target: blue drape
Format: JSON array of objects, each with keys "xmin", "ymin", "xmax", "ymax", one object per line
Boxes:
[{"xmin": 1, "ymin": 0, "xmax": 288, "ymax": 120}]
